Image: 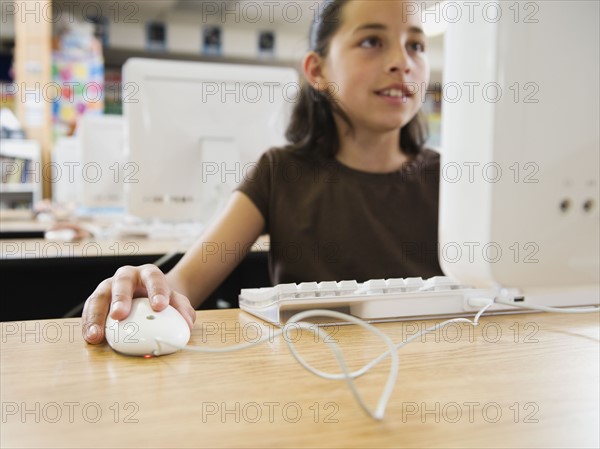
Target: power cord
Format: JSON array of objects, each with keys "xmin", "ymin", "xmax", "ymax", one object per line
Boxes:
[
  {"xmin": 468, "ymin": 297, "xmax": 600, "ymax": 314},
  {"xmin": 494, "ymin": 298, "xmax": 600, "ymax": 313}
]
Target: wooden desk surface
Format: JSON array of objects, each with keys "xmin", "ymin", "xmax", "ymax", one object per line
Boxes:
[
  {"xmin": 1, "ymin": 310, "xmax": 598, "ymax": 448},
  {"xmin": 0, "ymin": 219, "xmax": 48, "ymax": 232}
]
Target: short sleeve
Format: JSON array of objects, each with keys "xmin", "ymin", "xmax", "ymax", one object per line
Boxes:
[{"xmin": 235, "ymin": 149, "xmax": 274, "ymax": 227}]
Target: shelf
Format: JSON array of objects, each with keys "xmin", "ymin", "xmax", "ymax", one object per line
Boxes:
[
  {"xmin": 0, "ymin": 139, "xmax": 42, "ymax": 210},
  {"xmin": 103, "ymin": 47, "xmax": 299, "ymax": 70},
  {"xmin": 0, "ymin": 139, "xmax": 41, "ymax": 160},
  {"xmin": 0, "ymin": 183, "xmax": 38, "ymax": 193}
]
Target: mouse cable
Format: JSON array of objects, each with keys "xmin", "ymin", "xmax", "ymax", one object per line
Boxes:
[
  {"xmin": 62, "ymin": 251, "xmax": 181, "ymax": 318},
  {"xmin": 157, "ymin": 299, "xmax": 599, "ymax": 420},
  {"xmin": 494, "ymin": 298, "xmax": 599, "ymax": 313},
  {"xmin": 156, "ymin": 300, "xmax": 496, "ymax": 421}
]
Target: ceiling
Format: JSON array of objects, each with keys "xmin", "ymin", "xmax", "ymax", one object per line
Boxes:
[{"xmin": 48, "ymin": 0, "xmax": 444, "ymax": 31}]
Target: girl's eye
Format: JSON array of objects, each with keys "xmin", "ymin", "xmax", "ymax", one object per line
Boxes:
[
  {"xmin": 408, "ymin": 41, "xmax": 426, "ymax": 52},
  {"xmin": 360, "ymin": 36, "xmax": 383, "ymax": 49}
]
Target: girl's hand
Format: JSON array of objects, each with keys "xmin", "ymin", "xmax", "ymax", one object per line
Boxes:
[{"xmin": 81, "ymin": 264, "xmax": 196, "ymax": 344}]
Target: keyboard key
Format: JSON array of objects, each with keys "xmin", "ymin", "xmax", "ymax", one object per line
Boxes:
[
  {"xmin": 386, "ymin": 278, "xmax": 406, "ymax": 292},
  {"xmin": 364, "ymin": 279, "xmax": 387, "ymax": 294},
  {"xmin": 318, "ymin": 281, "xmax": 339, "ymax": 297},
  {"xmin": 275, "ymin": 283, "xmax": 298, "ymax": 299},
  {"xmin": 421, "ymin": 276, "xmax": 455, "ymax": 291},
  {"xmin": 239, "ymin": 288, "xmax": 275, "ymax": 305},
  {"xmin": 297, "ymin": 282, "xmax": 319, "ymax": 298},
  {"xmin": 404, "ymin": 277, "xmax": 424, "ymax": 291},
  {"xmin": 338, "ymin": 280, "xmax": 359, "ymax": 295}
]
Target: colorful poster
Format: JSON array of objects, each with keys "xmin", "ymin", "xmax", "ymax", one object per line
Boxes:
[{"xmin": 52, "ymin": 51, "xmax": 104, "ymax": 139}]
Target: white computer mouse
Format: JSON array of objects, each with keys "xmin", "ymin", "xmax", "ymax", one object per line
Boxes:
[{"xmin": 105, "ymin": 298, "xmax": 191, "ymax": 356}]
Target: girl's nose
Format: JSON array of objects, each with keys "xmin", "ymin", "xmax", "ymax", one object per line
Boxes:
[{"xmin": 387, "ymin": 44, "xmax": 411, "ymax": 74}]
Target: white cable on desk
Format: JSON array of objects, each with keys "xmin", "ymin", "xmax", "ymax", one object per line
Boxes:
[
  {"xmin": 155, "ymin": 297, "xmax": 599, "ymax": 420},
  {"xmin": 493, "ymin": 298, "xmax": 600, "ymax": 314},
  {"xmin": 158, "ymin": 310, "xmax": 398, "ymax": 420},
  {"xmin": 158, "ymin": 293, "xmax": 600, "ymax": 421},
  {"xmin": 156, "ymin": 303, "xmax": 495, "ymax": 421}
]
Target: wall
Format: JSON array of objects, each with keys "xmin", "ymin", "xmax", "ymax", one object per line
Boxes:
[{"xmin": 1, "ymin": 0, "xmax": 444, "ymax": 75}]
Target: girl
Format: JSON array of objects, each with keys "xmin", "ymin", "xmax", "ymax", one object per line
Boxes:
[{"xmin": 82, "ymin": 0, "xmax": 442, "ymax": 343}]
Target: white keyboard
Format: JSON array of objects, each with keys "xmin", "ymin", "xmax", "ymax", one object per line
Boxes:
[
  {"xmin": 240, "ymin": 276, "xmax": 600, "ymax": 325},
  {"xmin": 239, "ymin": 276, "xmax": 505, "ymax": 326}
]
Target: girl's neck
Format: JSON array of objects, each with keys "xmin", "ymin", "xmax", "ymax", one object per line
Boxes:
[{"xmin": 335, "ymin": 126, "xmax": 409, "ymax": 174}]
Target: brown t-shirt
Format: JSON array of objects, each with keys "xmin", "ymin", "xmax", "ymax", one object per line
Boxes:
[{"xmin": 236, "ymin": 147, "xmax": 443, "ymax": 285}]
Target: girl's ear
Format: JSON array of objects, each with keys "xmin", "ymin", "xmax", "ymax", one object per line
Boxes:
[{"xmin": 302, "ymin": 51, "xmax": 328, "ymax": 91}]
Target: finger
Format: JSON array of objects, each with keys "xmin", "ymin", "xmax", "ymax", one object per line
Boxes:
[
  {"xmin": 109, "ymin": 266, "xmax": 139, "ymax": 320},
  {"xmin": 170, "ymin": 291, "xmax": 197, "ymax": 331},
  {"xmin": 138, "ymin": 264, "xmax": 171, "ymax": 311},
  {"xmin": 81, "ymin": 278, "xmax": 112, "ymax": 344}
]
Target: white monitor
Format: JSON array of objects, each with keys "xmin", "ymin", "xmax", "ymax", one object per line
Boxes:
[
  {"xmin": 52, "ymin": 136, "xmax": 80, "ymax": 206},
  {"xmin": 77, "ymin": 114, "xmax": 126, "ymax": 213},
  {"xmin": 439, "ymin": 1, "xmax": 599, "ymax": 301},
  {"xmin": 123, "ymin": 58, "xmax": 298, "ymax": 223}
]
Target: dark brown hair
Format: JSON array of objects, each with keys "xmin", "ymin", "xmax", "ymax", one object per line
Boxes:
[{"xmin": 285, "ymin": 0, "xmax": 429, "ymax": 159}]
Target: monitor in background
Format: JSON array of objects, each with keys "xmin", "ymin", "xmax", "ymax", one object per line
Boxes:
[
  {"xmin": 77, "ymin": 113, "xmax": 126, "ymax": 214},
  {"xmin": 123, "ymin": 58, "xmax": 298, "ymax": 223},
  {"xmin": 439, "ymin": 1, "xmax": 599, "ymax": 304},
  {"xmin": 52, "ymin": 135, "xmax": 80, "ymax": 207}
]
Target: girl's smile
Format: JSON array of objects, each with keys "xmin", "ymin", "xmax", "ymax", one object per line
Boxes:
[{"xmin": 374, "ymin": 83, "xmax": 415, "ymax": 105}]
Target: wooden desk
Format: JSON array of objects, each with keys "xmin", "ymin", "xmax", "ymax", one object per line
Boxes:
[
  {"xmin": 0, "ymin": 218, "xmax": 47, "ymax": 239},
  {"xmin": 1, "ymin": 310, "xmax": 598, "ymax": 448}
]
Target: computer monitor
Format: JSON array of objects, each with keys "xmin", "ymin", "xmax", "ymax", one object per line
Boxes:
[
  {"xmin": 77, "ymin": 114, "xmax": 126, "ymax": 213},
  {"xmin": 439, "ymin": 1, "xmax": 599, "ymax": 301},
  {"xmin": 122, "ymin": 58, "xmax": 298, "ymax": 223},
  {"xmin": 52, "ymin": 136, "xmax": 80, "ymax": 206}
]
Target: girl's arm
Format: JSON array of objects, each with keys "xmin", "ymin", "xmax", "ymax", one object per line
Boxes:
[
  {"xmin": 82, "ymin": 191, "xmax": 265, "ymax": 343},
  {"xmin": 166, "ymin": 191, "xmax": 266, "ymax": 308}
]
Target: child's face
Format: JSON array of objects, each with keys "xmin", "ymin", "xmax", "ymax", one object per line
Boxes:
[{"xmin": 320, "ymin": 0, "xmax": 430, "ymax": 134}]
